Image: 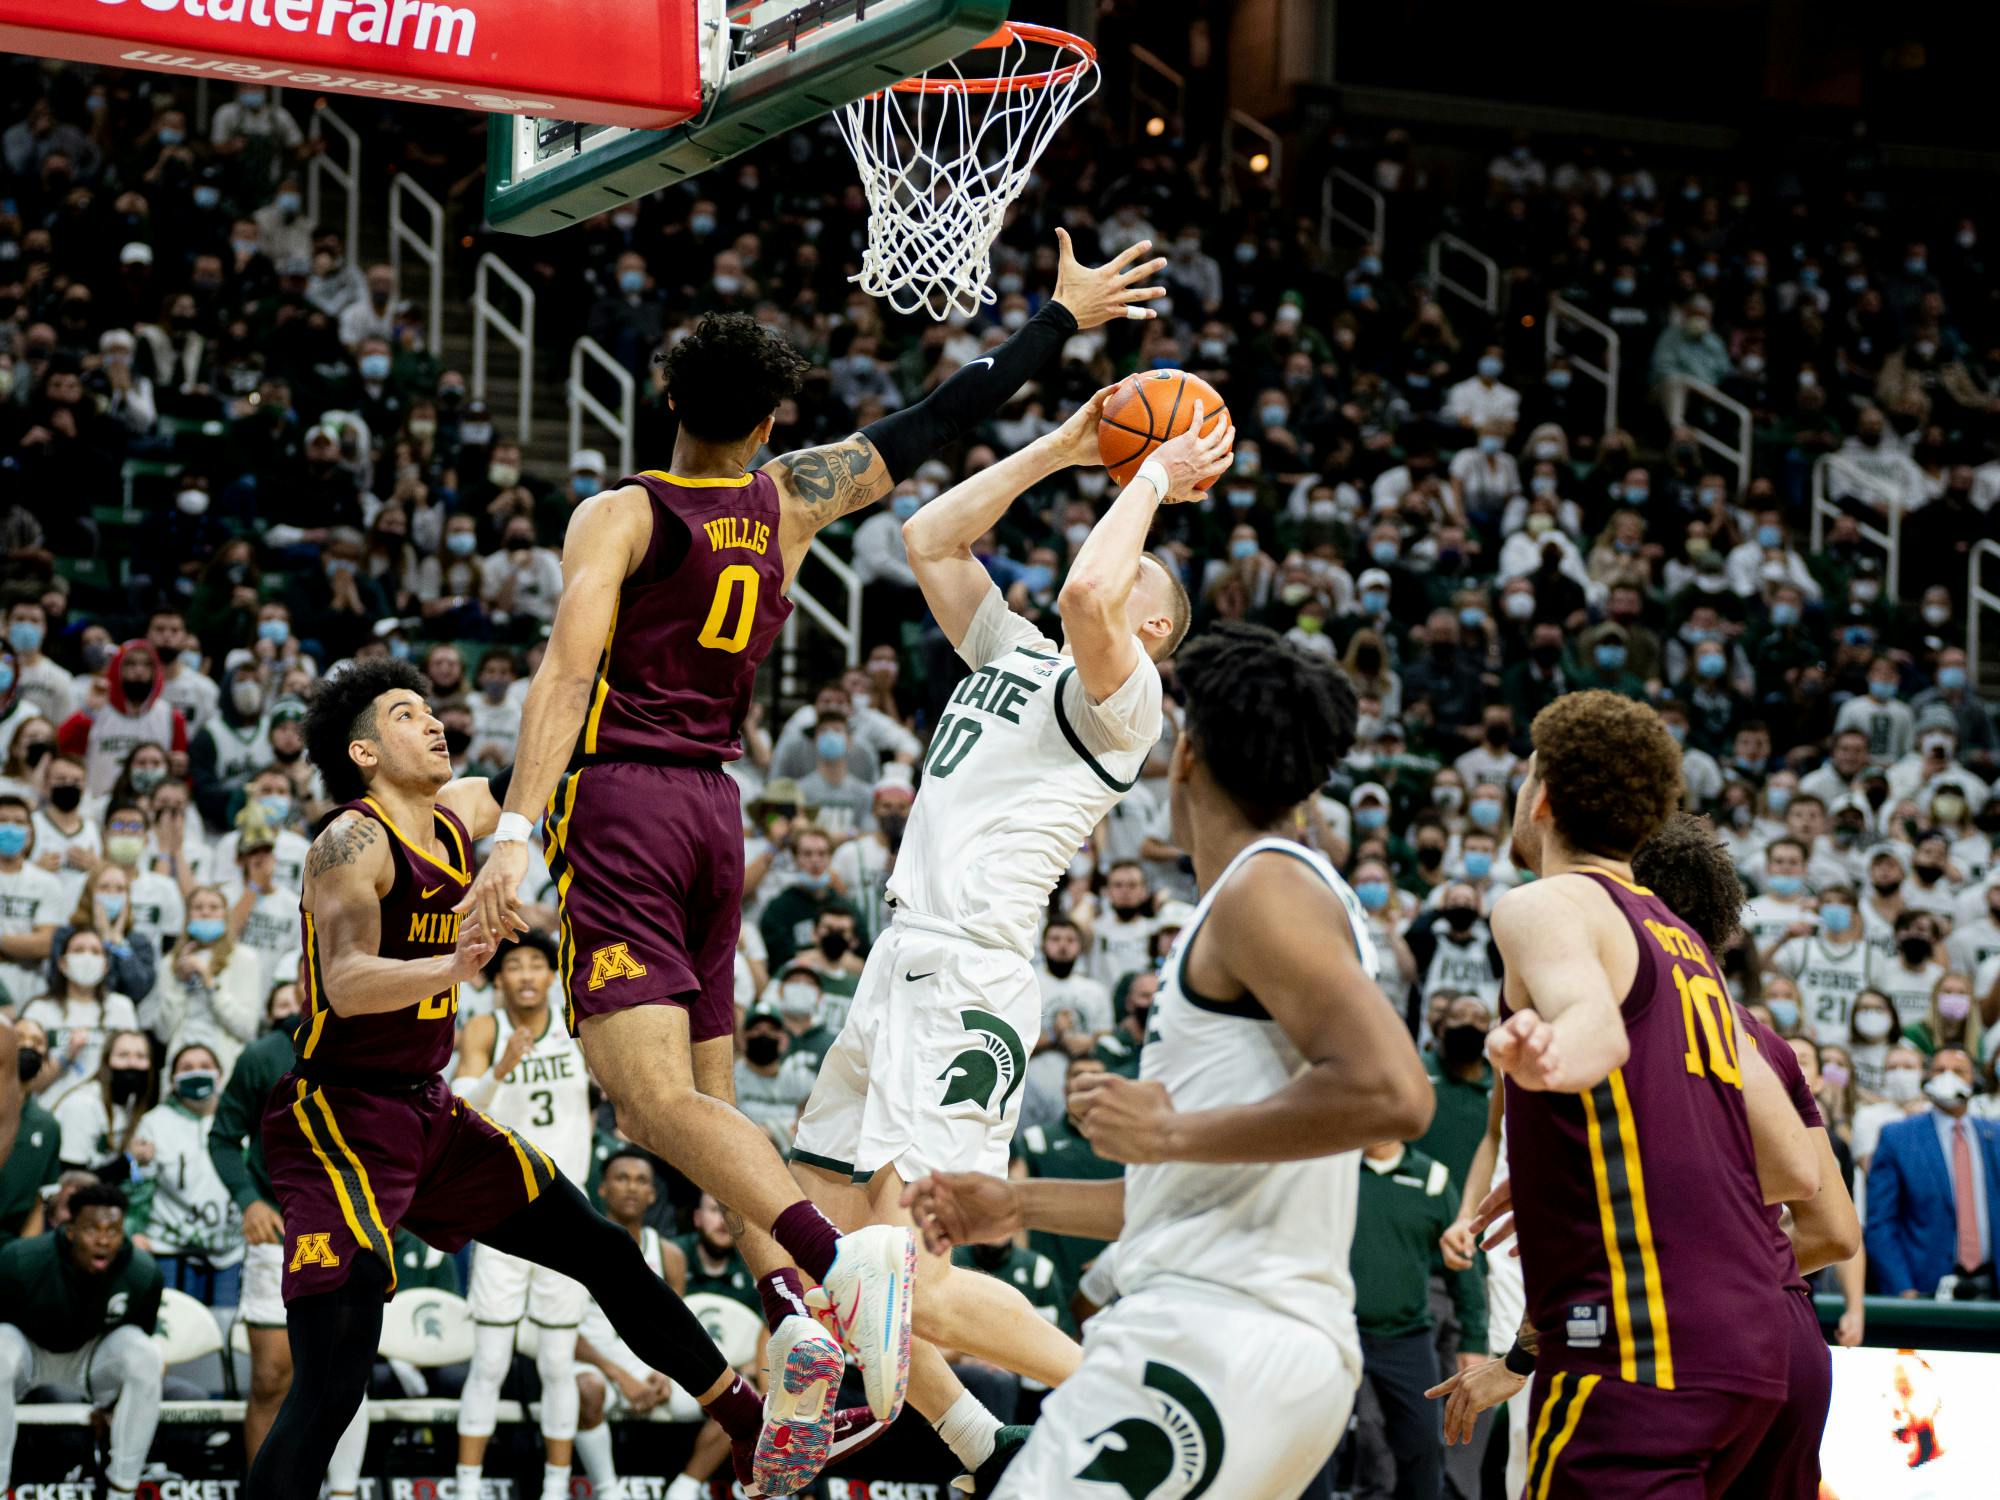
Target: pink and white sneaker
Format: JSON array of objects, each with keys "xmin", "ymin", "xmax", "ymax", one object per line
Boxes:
[
  {"xmin": 819, "ymin": 1224, "xmax": 917, "ymax": 1421},
  {"xmin": 734, "ymin": 1314, "xmax": 843, "ymax": 1496}
]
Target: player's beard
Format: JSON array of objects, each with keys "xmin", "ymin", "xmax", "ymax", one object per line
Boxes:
[{"xmin": 698, "ymin": 1231, "xmax": 733, "ymax": 1260}]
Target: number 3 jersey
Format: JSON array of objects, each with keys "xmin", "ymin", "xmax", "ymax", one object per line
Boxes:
[
  {"xmin": 890, "ymin": 586, "xmax": 1163, "ymax": 957},
  {"xmin": 581, "ymin": 468, "xmax": 793, "ymax": 766},
  {"xmin": 482, "ymin": 1006, "xmax": 592, "ymax": 1180},
  {"xmin": 1500, "ymin": 870, "xmax": 1788, "ymax": 1399}
]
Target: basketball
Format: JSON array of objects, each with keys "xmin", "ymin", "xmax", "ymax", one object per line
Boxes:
[{"xmin": 1097, "ymin": 370, "xmax": 1231, "ymax": 489}]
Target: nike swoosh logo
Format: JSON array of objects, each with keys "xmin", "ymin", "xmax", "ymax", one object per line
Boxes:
[
  {"xmin": 422, "ymin": 884, "xmax": 445, "ymax": 899},
  {"xmin": 904, "ymin": 969, "xmax": 937, "ymax": 983},
  {"xmin": 964, "ymin": 357, "xmax": 995, "ymax": 374}
]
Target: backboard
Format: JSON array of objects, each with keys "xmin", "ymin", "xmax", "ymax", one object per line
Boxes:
[{"xmin": 484, "ymin": 0, "xmax": 1010, "ymax": 235}]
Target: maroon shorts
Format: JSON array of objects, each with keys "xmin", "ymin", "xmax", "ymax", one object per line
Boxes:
[
  {"xmin": 262, "ymin": 1074, "xmax": 556, "ymax": 1303},
  {"xmin": 1524, "ymin": 1364, "xmax": 1783, "ymax": 1499},
  {"xmin": 1722, "ymin": 1287, "xmax": 1830, "ymax": 1500},
  {"xmin": 544, "ymin": 760, "xmax": 741, "ymax": 1043}
]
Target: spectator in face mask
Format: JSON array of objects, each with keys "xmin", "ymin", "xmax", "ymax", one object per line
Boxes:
[
  {"xmin": 829, "ymin": 770, "xmax": 911, "ymax": 944},
  {"xmin": 52, "ymin": 1029, "xmax": 155, "ymax": 1172},
  {"xmin": 127, "ymin": 1043, "xmax": 243, "ymax": 1305},
  {"xmin": 22, "ymin": 931, "xmax": 140, "ymax": 1109},
  {"xmin": 732, "ymin": 1006, "xmax": 813, "ymax": 1147},
  {"xmin": 0, "ymin": 1015, "xmax": 60, "ymax": 1243},
  {"xmin": 1863, "ymin": 1047, "xmax": 1999, "ymax": 1298},
  {"xmin": 46, "ymin": 865, "xmax": 155, "ymax": 1021},
  {"xmin": 1406, "ymin": 883, "xmax": 1502, "ymax": 1014},
  {"xmin": 1413, "ymin": 995, "xmax": 1494, "ymax": 1185},
  {"xmin": 149, "ymin": 887, "xmax": 264, "ymax": 1075},
  {"xmin": 794, "ymin": 703, "xmax": 878, "ymax": 841},
  {"xmin": 1847, "ymin": 990, "xmax": 1904, "ymax": 1099},
  {"xmin": 1890, "ymin": 709, "xmax": 1990, "ymax": 816},
  {"xmin": 757, "ymin": 829, "xmax": 842, "ymax": 972},
  {"xmin": 1905, "ymin": 973, "xmax": 1982, "ymax": 1060}
]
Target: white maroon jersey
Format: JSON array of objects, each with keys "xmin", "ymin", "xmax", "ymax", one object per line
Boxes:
[
  {"xmin": 487, "ymin": 1006, "xmax": 591, "ymax": 1180},
  {"xmin": 1115, "ymin": 837, "xmax": 1375, "ymax": 1378}
]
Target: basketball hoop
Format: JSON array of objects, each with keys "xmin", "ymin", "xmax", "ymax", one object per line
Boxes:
[{"xmin": 835, "ymin": 21, "xmax": 1098, "ymax": 320}]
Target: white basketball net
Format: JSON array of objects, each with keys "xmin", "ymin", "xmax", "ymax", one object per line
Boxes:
[{"xmin": 835, "ymin": 25, "xmax": 1098, "ymax": 320}]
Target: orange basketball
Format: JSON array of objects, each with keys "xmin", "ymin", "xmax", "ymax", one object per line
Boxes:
[{"xmin": 1096, "ymin": 370, "xmax": 1230, "ymax": 490}]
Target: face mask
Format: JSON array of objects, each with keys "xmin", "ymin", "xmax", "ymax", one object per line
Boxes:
[
  {"xmin": 780, "ymin": 982, "xmax": 819, "ymax": 1017},
  {"xmin": 1417, "ymin": 845, "xmax": 1445, "ymax": 871},
  {"xmin": 1295, "ymin": 615, "xmax": 1324, "ymax": 635},
  {"xmin": 488, "ymin": 462, "xmax": 521, "ymax": 488},
  {"xmin": 1464, "ymin": 851, "xmax": 1493, "ymax": 880},
  {"xmin": 258, "ymin": 619, "xmax": 289, "ymax": 645},
  {"xmin": 1531, "ymin": 474, "xmax": 1559, "ymax": 498},
  {"xmin": 1370, "ymin": 538, "xmax": 1399, "ymax": 566},
  {"xmin": 1612, "ymin": 276, "xmax": 1636, "ymax": 298},
  {"xmin": 1925, "ymin": 1072, "xmax": 1971, "ymax": 1109},
  {"xmin": 1820, "ymin": 1060, "xmax": 1850, "ymax": 1092},
  {"xmin": 1936, "ymin": 661, "xmax": 1966, "ymax": 691},
  {"xmin": 1684, "ymin": 316, "xmax": 1711, "ymax": 338},
  {"xmin": 1856, "ymin": 1010, "xmax": 1895, "ymax": 1043},
  {"xmin": 1477, "ymin": 357, "xmax": 1503, "ymax": 380},
  {"xmin": 64, "ymin": 952, "xmax": 108, "ymax": 988},
  {"xmin": 193, "ymin": 185, "xmax": 221, "ymax": 211},
  {"xmin": 16, "ymin": 1047, "xmax": 41, "ymax": 1084},
  {"xmin": 1259, "ymin": 404, "xmax": 1288, "ymax": 430},
  {"xmin": 174, "ymin": 1070, "xmax": 219, "ymax": 1103},
  {"xmin": 1355, "ymin": 880, "xmax": 1390, "ymax": 912},
  {"xmin": 50, "ymin": 785, "xmax": 83, "ymax": 814},
  {"xmin": 1933, "ymin": 795, "xmax": 1967, "ymax": 826},
  {"xmin": 357, "ymin": 352, "xmax": 391, "ymax": 382},
  {"xmin": 1769, "ymin": 601, "xmax": 1799, "ymax": 628},
  {"xmin": 97, "ymin": 893, "xmax": 128, "ymax": 923},
  {"xmin": 187, "ymin": 917, "xmax": 227, "ymax": 944},
  {"xmin": 744, "ymin": 1034, "xmax": 783, "ymax": 1066},
  {"xmin": 1361, "ymin": 589, "xmax": 1389, "ymax": 614},
  {"xmin": 158, "ymin": 127, "xmax": 185, "ymax": 146},
  {"xmin": 1766, "ymin": 787, "xmax": 1793, "ymax": 816},
  {"xmin": 1938, "ymin": 992, "xmax": 1973, "ymax": 1024},
  {"xmin": 1226, "ymin": 486, "xmax": 1258, "ymax": 511},
  {"xmin": 1065, "ymin": 523, "xmax": 1092, "ymax": 548},
  {"xmin": 131, "ymin": 765, "xmax": 167, "ymax": 794},
  {"xmin": 619, "ymin": 269, "xmax": 646, "ymax": 295},
  {"xmin": 229, "ymin": 679, "xmax": 263, "ymax": 718},
  {"xmin": 7, "ymin": 620, "xmax": 41, "ymax": 655},
  {"xmin": 98, "ymin": 830, "xmax": 146, "ymax": 867},
  {"xmin": 1867, "ymin": 678, "xmax": 1896, "ymax": 702},
  {"xmin": 447, "ymin": 532, "xmax": 478, "ymax": 557},
  {"xmin": 1763, "ymin": 998, "xmax": 1799, "ymax": 1033},
  {"xmin": 1898, "ymin": 937, "xmax": 1933, "ymax": 966},
  {"xmin": 1531, "ymin": 642, "xmax": 1562, "ymax": 668},
  {"xmin": 1525, "ymin": 512, "xmax": 1554, "ymax": 536},
  {"xmin": 258, "ymin": 795, "xmax": 291, "ymax": 826},
  {"xmin": 1821, "ymin": 904, "xmax": 1853, "ymax": 934},
  {"xmin": 816, "ymin": 730, "xmax": 848, "ymax": 762},
  {"xmin": 1019, "ymin": 563, "xmax": 1055, "ymax": 594},
  {"xmin": 891, "ymin": 492, "xmax": 921, "ymax": 522},
  {"xmin": 1478, "ymin": 433, "xmax": 1504, "ymax": 456},
  {"xmin": 0, "ymin": 824, "xmax": 26, "ymax": 859},
  {"xmin": 1696, "ymin": 653, "xmax": 1726, "ymax": 679},
  {"xmin": 1227, "ymin": 537, "xmax": 1260, "ymax": 563},
  {"xmin": 690, "ymin": 213, "xmax": 717, "ymax": 237},
  {"xmin": 111, "ymin": 1066, "xmax": 150, "ymax": 1103},
  {"xmin": 1594, "ymin": 643, "xmax": 1628, "ymax": 672},
  {"xmin": 1440, "ymin": 1023, "xmax": 1487, "ymax": 1067},
  {"xmin": 1354, "ymin": 805, "xmax": 1387, "ymax": 832},
  {"xmin": 1469, "ymin": 800, "xmax": 1502, "ymax": 830},
  {"xmin": 444, "ymin": 727, "xmax": 471, "ymax": 757},
  {"xmin": 1913, "ymin": 862, "xmax": 1945, "ymax": 887},
  {"xmin": 479, "ymin": 679, "xmax": 509, "ymax": 704},
  {"xmin": 1767, "ymin": 873, "xmax": 1804, "ymax": 897}
]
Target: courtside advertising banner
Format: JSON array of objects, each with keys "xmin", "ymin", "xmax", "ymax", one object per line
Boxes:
[{"xmin": 0, "ymin": 0, "xmax": 702, "ymax": 126}]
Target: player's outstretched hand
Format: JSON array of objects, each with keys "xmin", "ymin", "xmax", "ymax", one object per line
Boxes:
[
  {"xmin": 454, "ymin": 839, "xmax": 531, "ymax": 949},
  {"xmin": 901, "ymin": 1172, "xmax": 1022, "ymax": 1255},
  {"xmin": 1425, "ymin": 1357, "xmax": 1528, "ymax": 1446},
  {"xmin": 1485, "ymin": 1009, "xmax": 1562, "ymax": 1091},
  {"xmin": 1045, "ymin": 380, "xmax": 1128, "ymax": 469},
  {"xmin": 1072, "ymin": 1073, "xmax": 1178, "ymax": 1164},
  {"xmin": 1439, "ymin": 1216, "xmax": 1479, "ymax": 1272},
  {"xmin": 1052, "ymin": 228, "xmax": 1167, "ymax": 329},
  {"xmin": 450, "ymin": 914, "xmax": 499, "ymax": 985},
  {"xmin": 1148, "ymin": 401, "xmax": 1235, "ymax": 503}
]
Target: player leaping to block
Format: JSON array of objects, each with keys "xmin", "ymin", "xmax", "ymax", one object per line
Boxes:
[
  {"xmin": 453, "ymin": 229, "xmax": 1165, "ymax": 1467},
  {"xmin": 785, "ymin": 384, "xmax": 1229, "ymax": 1480},
  {"xmin": 248, "ymin": 662, "xmax": 807, "ymax": 1499},
  {"xmin": 904, "ymin": 621, "xmax": 1436, "ymax": 1499}
]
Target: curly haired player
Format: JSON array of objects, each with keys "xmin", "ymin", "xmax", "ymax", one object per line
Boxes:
[
  {"xmin": 453, "ymin": 233, "xmax": 1165, "ymax": 1456},
  {"xmin": 1437, "ymin": 693, "xmax": 1823, "ymax": 1499},
  {"xmin": 902, "ymin": 621, "xmax": 1434, "ymax": 1498},
  {"xmin": 247, "ymin": 661, "xmax": 800, "ymax": 1498}
]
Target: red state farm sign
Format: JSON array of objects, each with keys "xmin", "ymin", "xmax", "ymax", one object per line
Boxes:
[{"xmin": 0, "ymin": 0, "xmax": 702, "ymax": 128}]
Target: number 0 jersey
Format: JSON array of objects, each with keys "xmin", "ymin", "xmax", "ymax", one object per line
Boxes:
[
  {"xmin": 889, "ymin": 586, "xmax": 1162, "ymax": 958},
  {"xmin": 581, "ymin": 469, "xmax": 793, "ymax": 766},
  {"xmin": 297, "ymin": 797, "xmax": 473, "ymax": 1079},
  {"xmin": 482, "ymin": 1006, "xmax": 591, "ymax": 1180},
  {"xmin": 1501, "ymin": 870, "xmax": 1788, "ymax": 1398}
]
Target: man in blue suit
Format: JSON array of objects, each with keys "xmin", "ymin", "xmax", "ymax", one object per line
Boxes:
[{"xmin": 1865, "ymin": 1048, "xmax": 2000, "ymax": 1298}]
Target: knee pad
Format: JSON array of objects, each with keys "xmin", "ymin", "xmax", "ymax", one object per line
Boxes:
[
  {"xmin": 457, "ymin": 1323, "xmax": 516, "ymax": 1437},
  {"xmin": 536, "ymin": 1330, "xmax": 581, "ymax": 1441}
]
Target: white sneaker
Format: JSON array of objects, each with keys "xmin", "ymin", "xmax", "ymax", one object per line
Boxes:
[
  {"xmin": 665, "ymin": 1478, "xmax": 704, "ymax": 1500},
  {"xmin": 819, "ymin": 1223, "xmax": 916, "ymax": 1421}
]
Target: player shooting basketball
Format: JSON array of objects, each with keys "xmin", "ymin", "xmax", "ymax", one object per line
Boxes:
[{"xmin": 454, "ymin": 229, "xmax": 1166, "ymax": 1464}]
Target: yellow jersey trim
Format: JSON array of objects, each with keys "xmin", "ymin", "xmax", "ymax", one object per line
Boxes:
[
  {"xmin": 360, "ymin": 797, "xmax": 470, "ymax": 885},
  {"xmin": 641, "ymin": 468, "xmax": 753, "ymax": 488}
]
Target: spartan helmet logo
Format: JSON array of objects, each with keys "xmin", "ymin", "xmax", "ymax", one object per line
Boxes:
[
  {"xmin": 1075, "ymin": 1361, "xmax": 1225, "ymax": 1499},
  {"xmin": 416, "ymin": 1300, "xmax": 445, "ymax": 1340},
  {"xmin": 937, "ymin": 1009, "xmax": 1026, "ymax": 1113}
]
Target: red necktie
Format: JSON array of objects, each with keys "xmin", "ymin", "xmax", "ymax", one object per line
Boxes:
[{"xmin": 1953, "ymin": 1120, "xmax": 1982, "ymax": 1271}]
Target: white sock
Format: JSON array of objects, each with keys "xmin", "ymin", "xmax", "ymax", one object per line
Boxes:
[
  {"xmin": 932, "ymin": 1389, "xmax": 1002, "ymax": 1471},
  {"xmin": 665, "ymin": 1478, "xmax": 705, "ymax": 1500},
  {"xmin": 456, "ymin": 1462, "xmax": 483, "ymax": 1499},
  {"xmin": 573, "ymin": 1423, "xmax": 618, "ymax": 1489},
  {"xmin": 542, "ymin": 1462, "xmax": 571, "ymax": 1500}
]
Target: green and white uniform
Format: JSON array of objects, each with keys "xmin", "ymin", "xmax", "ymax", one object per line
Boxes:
[
  {"xmin": 1770, "ymin": 932, "xmax": 1872, "ymax": 1046},
  {"xmin": 129, "ymin": 1101, "xmax": 243, "ymax": 1266},
  {"xmin": 795, "ymin": 586, "xmax": 1161, "ymax": 1182},
  {"xmin": 998, "ymin": 838, "xmax": 1371, "ymax": 1500}
]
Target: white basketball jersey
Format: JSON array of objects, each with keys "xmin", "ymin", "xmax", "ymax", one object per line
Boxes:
[
  {"xmin": 1774, "ymin": 935, "xmax": 1872, "ymax": 1045},
  {"xmin": 487, "ymin": 1007, "xmax": 591, "ymax": 1180},
  {"xmin": 1115, "ymin": 837, "xmax": 1374, "ymax": 1376},
  {"xmin": 890, "ymin": 594, "xmax": 1160, "ymax": 958}
]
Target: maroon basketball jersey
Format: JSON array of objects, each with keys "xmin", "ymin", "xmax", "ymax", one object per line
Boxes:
[
  {"xmin": 1501, "ymin": 870, "xmax": 1788, "ymax": 1398},
  {"xmin": 1738, "ymin": 1007, "xmax": 1824, "ymax": 1295},
  {"xmin": 296, "ymin": 797, "xmax": 473, "ymax": 1078},
  {"xmin": 578, "ymin": 469, "xmax": 793, "ymax": 765}
]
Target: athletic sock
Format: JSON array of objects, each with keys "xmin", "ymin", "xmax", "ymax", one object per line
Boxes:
[
  {"xmin": 932, "ymin": 1389, "xmax": 1003, "ymax": 1471},
  {"xmin": 455, "ymin": 1463, "xmax": 483, "ymax": 1499},
  {"xmin": 772, "ymin": 1200, "xmax": 841, "ymax": 1283},
  {"xmin": 572, "ymin": 1424, "xmax": 618, "ymax": 1492},
  {"xmin": 541, "ymin": 1462, "xmax": 571, "ymax": 1500},
  {"xmin": 756, "ymin": 1266, "xmax": 815, "ymax": 1333},
  {"xmin": 703, "ymin": 1372, "xmax": 764, "ymax": 1444}
]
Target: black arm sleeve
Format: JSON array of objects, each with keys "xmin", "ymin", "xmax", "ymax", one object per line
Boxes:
[
  {"xmin": 488, "ymin": 762, "xmax": 514, "ymax": 808},
  {"xmin": 860, "ymin": 299, "xmax": 1080, "ymax": 484}
]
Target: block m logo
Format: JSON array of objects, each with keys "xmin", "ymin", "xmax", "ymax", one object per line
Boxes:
[
  {"xmin": 290, "ymin": 1232, "xmax": 342, "ymax": 1272},
  {"xmin": 587, "ymin": 942, "xmax": 649, "ymax": 991}
]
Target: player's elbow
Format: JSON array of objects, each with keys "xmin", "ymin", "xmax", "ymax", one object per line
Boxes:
[
  {"xmin": 1765, "ymin": 1148, "xmax": 1820, "ymax": 1208},
  {"xmin": 901, "ymin": 514, "xmax": 948, "ymax": 562},
  {"xmin": 1366, "ymin": 1062, "xmax": 1436, "ymax": 1143},
  {"xmin": 1056, "ymin": 569, "xmax": 1112, "ymax": 616}
]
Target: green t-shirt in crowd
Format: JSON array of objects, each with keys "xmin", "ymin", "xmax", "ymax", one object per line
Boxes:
[
  {"xmin": 0, "ymin": 1097, "xmax": 62, "ymax": 1246},
  {"xmin": 1012, "ymin": 1116, "xmax": 1125, "ymax": 1307}
]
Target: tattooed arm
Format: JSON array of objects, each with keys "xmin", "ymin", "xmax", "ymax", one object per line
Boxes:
[
  {"xmin": 769, "ymin": 432, "xmax": 893, "ymax": 587},
  {"xmin": 307, "ymin": 812, "xmax": 494, "ymax": 1017}
]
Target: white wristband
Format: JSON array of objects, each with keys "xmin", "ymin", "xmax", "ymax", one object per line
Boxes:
[
  {"xmin": 1134, "ymin": 457, "xmax": 1171, "ymax": 501},
  {"xmin": 492, "ymin": 811, "xmax": 535, "ymax": 845}
]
